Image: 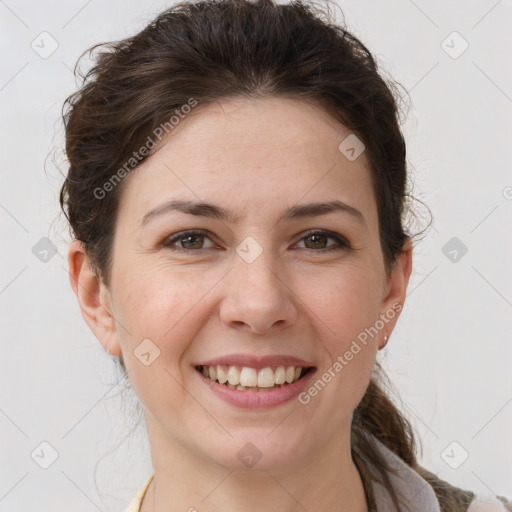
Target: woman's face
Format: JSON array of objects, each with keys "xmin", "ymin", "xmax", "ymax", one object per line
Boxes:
[{"xmin": 75, "ymin": 97, "xmax": 411, "ymax": 472}]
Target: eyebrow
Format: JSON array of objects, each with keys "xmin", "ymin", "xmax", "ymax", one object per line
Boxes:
[{"xmin": 139, "ymin": 199, "xmax": 366, "ymax": 227}]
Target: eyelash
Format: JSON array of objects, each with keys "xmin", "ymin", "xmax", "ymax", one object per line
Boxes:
[{"xmin": 161, "ymin": 229, "xmax": 351, "ymax": 253}]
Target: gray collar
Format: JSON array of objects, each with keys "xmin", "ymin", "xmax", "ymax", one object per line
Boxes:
[{"xmin": 366, "ymin": 436, "xmax": 441, "ymax": 512}]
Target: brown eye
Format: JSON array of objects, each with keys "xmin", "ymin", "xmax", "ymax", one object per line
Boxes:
[
  {"xmin": 295, "ymin": 230, "xmax": 350, "ymax": 252},
  {"xmin": 178, "ymin": 234, "xmax": 205, "ymax": 249},
  {"xmin": 162, "ymin": 229, "xmax": 350, "ymax": 253},
  {"xmin": 162, "ymin": 230, "xmax": 215, "ymax": 251},
  {"xmin": 304, "ymin": 233, "xmax": 329, "ymax": 249}
]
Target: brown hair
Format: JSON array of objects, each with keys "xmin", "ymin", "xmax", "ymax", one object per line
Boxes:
[{"xmin": 59, "ymin": 0, "xmax": 426, "ymax": 508}]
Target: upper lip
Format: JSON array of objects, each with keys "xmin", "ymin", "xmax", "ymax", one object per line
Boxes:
[{"xmin": 197, "ymin": 354, "xmax": 316, "ymax": 369}]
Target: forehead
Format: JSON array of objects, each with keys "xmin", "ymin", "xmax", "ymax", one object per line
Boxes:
[{"xmin": 117, "ymin": 96, "xmax": 377, "ymax": 229}]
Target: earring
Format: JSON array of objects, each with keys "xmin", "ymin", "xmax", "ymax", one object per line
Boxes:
[
  {"xmin": 382, "ymin": 334, "xmax": 388, "ymax": 349},
  {"xmin": 106, "ymin": 347, "xmax": 110, "ymax": 356}
]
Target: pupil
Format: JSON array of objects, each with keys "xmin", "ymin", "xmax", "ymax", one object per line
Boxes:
[
  {"xmin": 307, "ymin": 234, "xmax": 325, "ymax": 249},
  {"xmin": 183, "ymin": 235, "xmax": 202, "ymax": 249}
]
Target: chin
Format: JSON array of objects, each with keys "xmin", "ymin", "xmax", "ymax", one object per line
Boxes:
[{"xmin": 204, "ymin": 433, "xmax": 308, "ymax": 473}]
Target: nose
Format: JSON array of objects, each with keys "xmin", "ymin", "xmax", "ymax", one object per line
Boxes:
[{"xmin": 219, "ymin": 248, "xmax": 298, "ymax": 334}]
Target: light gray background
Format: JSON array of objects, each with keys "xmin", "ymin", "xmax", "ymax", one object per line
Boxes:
[{"xmin": 1, "ymin": 0, "xmax": 511, "ymax": 510}]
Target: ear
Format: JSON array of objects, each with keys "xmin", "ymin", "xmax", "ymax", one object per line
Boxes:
[
  {"xmin": 378, "ymin": 237, "xmax": 413, "ymax": 349},
  {"xmin": 67, "ymin": 240, "xmax": 122, "ymax": 356}
]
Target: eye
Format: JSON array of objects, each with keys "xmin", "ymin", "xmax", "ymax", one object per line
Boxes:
[
  {"xmin": 294, "ymin": 229, "xmax": 351, "ymax": 252},
  {"xmin": 162, "ymin": 230, "xmax": 216, "ymax": 251},
  {"xmin": 162, "ymin": 229, "xmax": 350, "ymax": 253}
]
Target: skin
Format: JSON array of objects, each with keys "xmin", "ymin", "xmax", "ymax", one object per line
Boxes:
[{"xmin": 68, "ymin": 96, "xmax": 412, "ymax": 512}]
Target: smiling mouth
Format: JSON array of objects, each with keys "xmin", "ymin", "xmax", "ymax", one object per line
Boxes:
[{"xmin": 195, "ymin": 364, "xmax": 315, "ymax": 392}]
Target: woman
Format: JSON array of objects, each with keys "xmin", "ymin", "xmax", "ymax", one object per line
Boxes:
[{"xmin": 60, "ymin": 0, "xmax": 511, "ymax": 511}]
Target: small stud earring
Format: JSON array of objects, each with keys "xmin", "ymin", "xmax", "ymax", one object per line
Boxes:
[
  {"xmin": 382, "ymin": 334, "xmax": 388, "ymax": 349},
  {"xmin": 106, "ymin": 347, "xmax": 110, "ymax": 356}
]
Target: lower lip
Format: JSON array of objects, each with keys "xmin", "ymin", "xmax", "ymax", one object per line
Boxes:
[{"xmin": 196, "ymin": 368, "xmax": 317, "ymax": 409}]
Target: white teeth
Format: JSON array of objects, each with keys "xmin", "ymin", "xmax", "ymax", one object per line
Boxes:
[
  {"xmin": 257, "ymin": 367, "xmax": 275, "ymax": 388},
  {"xmin": 200, "ymin": 364, "xmax": 308, "ymax": 389},
  {"xmin": 239, "ymin": 367, "xmax": 258, "ymax": 387},
  {"xmin": 274, "ymin": 366, "xmax": 286, "ymax": 384},
  {"xmin": 217, "ymin": 365, "xmax": 228, "ymax": 384},
  {"xmin": 227, "ymin": 366, "xmax": 240, "ymax": 386}
]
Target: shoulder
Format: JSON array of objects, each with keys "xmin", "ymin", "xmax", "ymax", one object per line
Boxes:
[{"xmin": 416, "ymin": 464, "xmax": 512, "ymax": 512}]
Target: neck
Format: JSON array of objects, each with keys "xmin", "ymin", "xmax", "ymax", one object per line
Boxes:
[{"xmin": 141, "ymin": 415, "xmax": 369, "ymax": 512}]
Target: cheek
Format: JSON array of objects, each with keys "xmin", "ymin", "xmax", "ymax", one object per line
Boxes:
[
  {"xmin": 300, "ymin": 271, "xmax": 379, "ymax": 419},
  {"xmin": 113, "ymin": 271, "xmax": 208, "ymax": 414},
  {"xmin": 114, "ymin": 269, "xmax": 204, "ymax": 360},
  {"xmin": 301, "ymin": 263, "xmax": 383, "ymax": 353}
]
